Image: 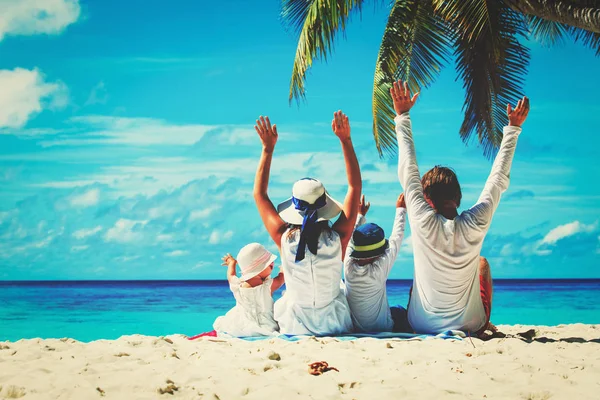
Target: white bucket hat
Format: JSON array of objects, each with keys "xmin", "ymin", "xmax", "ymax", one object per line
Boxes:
[
  {"xmin": 277, "ymin": 178, "xmax": 342, "ymax": 225},
  {"xmin": 237, "ymin": 243, "xmax": 277, "ymax": 282}
]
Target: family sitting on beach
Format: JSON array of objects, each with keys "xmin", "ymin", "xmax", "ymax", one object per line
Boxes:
[{"xmin": 212, "ymin": 80, "xmax": 530, "ymax": 338}]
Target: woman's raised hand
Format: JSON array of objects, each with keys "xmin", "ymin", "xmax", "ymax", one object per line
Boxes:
[
  {"xmin": 254, "ymin": 116, "xmax": 278, "ymax": 153},
  {"xmin": 332, "ymin": 110, "xmax": 351, "ymax": 142}
]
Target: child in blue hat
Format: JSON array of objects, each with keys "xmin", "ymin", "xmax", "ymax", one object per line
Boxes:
[{"xmin": 344, "ymin": 194, "xmax": 409, "ymax": 333}]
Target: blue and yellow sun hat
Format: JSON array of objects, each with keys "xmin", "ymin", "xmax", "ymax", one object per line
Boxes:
[{"xmin": 350, "ymin": 223, "xmax": 388, "ymax": 259}]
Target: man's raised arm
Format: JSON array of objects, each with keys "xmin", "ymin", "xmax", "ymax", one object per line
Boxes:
[
  {"xmin": 392, "ymin": 80, "xmax": 435, "ymax": 223},
  {"xmin": 468, "ymin": 96, "xmax": 530, "ymax": 228}
]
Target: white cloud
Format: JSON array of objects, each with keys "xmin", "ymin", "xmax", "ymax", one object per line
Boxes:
[
  {"xmin": 541, "ymin": 221, "xmax": 598, "ymax": 245},
  {"xmin": 165, "ymin": 250, "xmax": 189, "ymax": 257},
  {"xmin": 104, "ymin": 219, "xmax": 147, "ymax": 243},
  {"xmin": 0, "ymin": 68, "xmax": 69, "ymax": 128},
  {"xmin": 0, "ymin": 0, "xmax": 80, "ymax": 41},
  {"xmin": 209, "ymin": 230, "xmax": 234, "ymax": 245},
  {"xmin": 71, "ymin": 245, "xmax": 88, "ymax": 252},
  {"xmin": 41, "ymin": 116, "xmax": 214, "ymax": 146},
  {"xmin": 72, "ymin": 226, "xmax": 102, "ymax": 240},
  {"xmin": 85, "ymin": 81, "xmax": 108, "ymax": 106},
  {"xmin": 189, "ymin": 206, "xmax": 220, "ymax": 221},
  {"xmin": 400, "ymin": 235, "xmax": 413, "ymax": 255},
  {"xmin": 69, "ymin": 188, "xmax": 100, "ymax": 207}
]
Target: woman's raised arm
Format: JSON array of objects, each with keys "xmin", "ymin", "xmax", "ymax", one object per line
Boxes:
[
  {"xmin": 331, "ymin": 111, "xmax": 362, "ymax": 257},
  {"xmin": 253, "ymin": 116, "xmax": 287, "ymax": 250}
]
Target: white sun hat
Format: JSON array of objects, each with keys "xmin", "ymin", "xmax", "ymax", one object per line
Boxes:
[
  {"xmin": 237, "ymin": 243, "xmax": 277, "ymax": 282},
  {"xmin": 277, "ymin": 178, "xmax": 343, "ymax": 225}
]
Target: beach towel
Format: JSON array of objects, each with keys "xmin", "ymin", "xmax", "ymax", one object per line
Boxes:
[{"xmin": 187, "ymin": 330, "xmax": 465, "ymax": 341}]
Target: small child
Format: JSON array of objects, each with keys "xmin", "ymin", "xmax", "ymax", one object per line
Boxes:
[
  {"xmin": 344, "ymin": 194, "xmax": 408, "ymax": 333},
  {"xmin": 213, "ymin": 243, "xmax": 285, "ymax": 337}
]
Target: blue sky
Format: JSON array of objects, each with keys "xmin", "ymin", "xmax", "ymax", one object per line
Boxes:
[{"xmin": 0, "ymin": 0, "xmax": 599, "ymax": 280}]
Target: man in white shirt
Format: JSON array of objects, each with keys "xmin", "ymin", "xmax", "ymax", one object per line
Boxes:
[
  {"xmin": 391, "ymin": 80, "xmax": 529, "ymax": 334},
  {"xmin": 344, "ymin": 194, "xmax": 408, "ymax": 333}
]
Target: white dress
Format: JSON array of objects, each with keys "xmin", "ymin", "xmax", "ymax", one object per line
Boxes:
[
  {"xmin": 274, "ymin": 228, "xmax": 353, "ymax": 335},
  {"xmin": 213, "ymin": 276, "xmax": 279, "ymax": 337}
]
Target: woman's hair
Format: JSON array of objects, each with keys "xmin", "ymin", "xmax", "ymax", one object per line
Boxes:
[{"xmin": 286, "ymin": 220, "xmax": 333, "ymax": 241}]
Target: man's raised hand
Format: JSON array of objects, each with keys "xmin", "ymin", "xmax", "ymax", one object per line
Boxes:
[
  {"xmin": 390, "ymin": 80, "xmax": 419, "ymax": 116},
  {"xmin": 332, "ymin": 110, "xmax": 351, "ymax": 141},
  {"xmin": 254, "ymin": 116, "xmax": 278, "ymax": 153},
  {"xmin": 507, "ymin": 96, "xmax": 530, "ymax": 128}
]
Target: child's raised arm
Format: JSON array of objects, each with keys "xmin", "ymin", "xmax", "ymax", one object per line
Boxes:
[{"xmin": 221, "ymin": 253, "xmax": 237, "ymax": 283}]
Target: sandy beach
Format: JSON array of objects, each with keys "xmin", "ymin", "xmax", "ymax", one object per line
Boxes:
[{"xmin": 0, "ymin": 324, "xmax": 598, "ymax": 399}]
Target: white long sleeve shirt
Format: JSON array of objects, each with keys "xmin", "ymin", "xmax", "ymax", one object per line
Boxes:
[
  {"xmin": 344, "ymin": 208, "xmax": 407, "ymax": 332},
  {"xmin": 396, "ymin": 113, "xmax": 521, "ymax": 334}
]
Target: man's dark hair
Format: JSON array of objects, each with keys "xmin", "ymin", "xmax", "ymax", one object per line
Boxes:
[{"xmin": 421, "ymin": 166, "xmax": 462, "ymax": 210}]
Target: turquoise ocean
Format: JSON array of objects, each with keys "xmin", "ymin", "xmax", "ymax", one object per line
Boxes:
[{"xmin": 1, "ymin": 280, "xmax": 598, "ymax": 342}]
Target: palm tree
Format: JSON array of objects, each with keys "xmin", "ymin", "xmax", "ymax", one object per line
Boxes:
[{"xmin": 281, "ymin": 0, "xmax": 600, "ymax": 157}]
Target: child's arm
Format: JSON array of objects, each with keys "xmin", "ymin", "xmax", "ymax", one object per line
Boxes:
[
  {"xmin": 270, "ymin": 269, "xmax": 285, "ymax": 294},
  {"xmin": 221, "ymin": 253, "xmax": 237, "ymax": 283},
  {"xmin": 386, "ymin": 193, "xmax": 408, "ymax": 273}
]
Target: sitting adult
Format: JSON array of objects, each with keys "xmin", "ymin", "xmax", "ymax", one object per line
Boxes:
[
  {"xmin": 391, "ymin": 80, "xmax": 529, "ymax": 334},
  {"xmin": 252, "ymin": 111, "xmax": 361, "ymax": 335}
]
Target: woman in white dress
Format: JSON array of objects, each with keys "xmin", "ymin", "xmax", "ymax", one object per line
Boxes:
[
  {"xmin": 213, "ymin": 243, "xmax": 284, "ymax": 337},
  {"xmin": 252, "ymin": 111, "xmax": 362, "ymax": 335}
]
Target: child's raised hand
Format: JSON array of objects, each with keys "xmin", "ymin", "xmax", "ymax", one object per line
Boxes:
[
  {"xmin": 396, "ymin": 193, "xmax": 406, "ymax": 209},
  {"xmin": 359, "ymin": 194, "xmax": 371, "ymax": 216},
  {"xmin": 221, "ymin": 253, "xmax": 236, "ymax": 266}
]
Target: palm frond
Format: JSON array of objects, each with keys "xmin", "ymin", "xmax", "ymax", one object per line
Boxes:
[
  {"xmin": 435, "ymin": 0, "xmax": 530, "ymax": 158},
  {"xmin": 570, "ymin": 27, "xmax": 600, "ymax": 55},
  {"xmin": 526, "ymin": 15, "xmax": 571, "ymax": 46},
  {"xmin": 505, "ymin": 0, "xmax": 600, "ymax": 34},
  {"xmin": 372, "ymin": 0, "xmax": 451, "ymax": 156},
  {"xmin": 281, "ymin": 0, "xmax": 366, "ymax": 102}
]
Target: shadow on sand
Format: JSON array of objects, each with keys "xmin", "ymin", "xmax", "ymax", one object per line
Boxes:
[{"xmin": 479, "ymin": 328, "xmax": 600, "ymax": 344}]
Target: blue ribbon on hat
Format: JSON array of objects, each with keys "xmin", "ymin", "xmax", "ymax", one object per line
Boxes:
[{"xmin": 293, "ymin": 192, "xmax": 327, "ymax": 262}]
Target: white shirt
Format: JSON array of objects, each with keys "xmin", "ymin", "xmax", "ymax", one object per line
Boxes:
[
  {"xmin": 395, "ymin": 113, "xmax": 521, "ymax": 334},
  {"xmin": 274, "ymin": 228, "xmax": 353, "ymax": 335},
  {"xmin": 213, "ymin": 276, "xmax": 279, "ymax": 337},
  {"xmin": 344, "ymin": 208, "xmax": 407, "ymax": 332}
]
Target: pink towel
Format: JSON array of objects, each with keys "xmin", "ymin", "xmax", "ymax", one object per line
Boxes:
[{"xmin": 187, "ymin": 330, "xmax": 217, "ymax": 340}]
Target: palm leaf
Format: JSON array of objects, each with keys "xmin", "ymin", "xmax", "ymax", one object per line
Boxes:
[
  {"xmin": 281, "ymin": 0, "xmax": 366, "ymax": 102},
  {"xmin": 435, "ymin": 0, "xmax": 530, "ymax": 158},
  {"xmin": 526, "ymin": 15, "xmax": 571, "ymax": 46},
  {"xmin": 372, "ymin": 0, "xmax": 451, "ymax": 156},
  {"xmin": 570, "ymin": 27, "xmax": 600, "ymax": 55},
  {"xmin": 505, "ymin": 0, "xmax": 600, "ymax": 34}
]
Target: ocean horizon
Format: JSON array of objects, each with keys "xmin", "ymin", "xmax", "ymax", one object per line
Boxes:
[{"xmin": 1, "ymin": 279, "xmax": 598, "ymax": 342}]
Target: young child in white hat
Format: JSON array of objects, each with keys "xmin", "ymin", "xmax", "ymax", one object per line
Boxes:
[{"xmin": 212, "ymin": 243, "xmax": 284, "ymax": 337}]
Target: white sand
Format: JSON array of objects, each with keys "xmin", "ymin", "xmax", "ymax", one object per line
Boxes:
[{"xmin": 1, "ymin": 324, "xmax": 598, "ymax": 399}]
